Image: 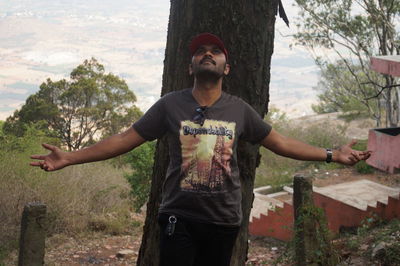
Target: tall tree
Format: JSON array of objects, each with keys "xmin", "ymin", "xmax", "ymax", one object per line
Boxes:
[
  {"xmin": 4, "ymin": 58, "xmax": 142, "ymax": 150},
  {"xmin": 294, "ymin": 0, "xmax": 400, "ymax": 127},
  {"xmin": 137, "ymin": 1, "xmax": 279, "ymax": 265}
]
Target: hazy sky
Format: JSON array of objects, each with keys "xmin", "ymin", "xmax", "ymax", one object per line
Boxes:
[{"xmin": 0, "ymin": 0, "xmax": 319, "ymax": 121}]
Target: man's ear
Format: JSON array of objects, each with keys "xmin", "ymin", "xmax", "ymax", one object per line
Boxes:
[
  {"xmin": 189, "ymin": 64, "xmax": 193, "ymax": 75},
  {"xmin": 224, "ymin": 63, "xmax": 230, "ymax": 75}
]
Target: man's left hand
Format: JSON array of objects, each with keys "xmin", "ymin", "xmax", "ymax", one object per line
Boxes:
[{"xmin": 334, "ymin": 140, "xmax": 372, "ymax": 166}]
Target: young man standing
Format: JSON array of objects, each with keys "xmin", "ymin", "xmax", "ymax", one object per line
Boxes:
[{"xmin": 31, "ymin": 33, "xmax": 371, "ymax": 266}]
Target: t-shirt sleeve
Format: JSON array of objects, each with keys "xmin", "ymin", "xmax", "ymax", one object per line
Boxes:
[
  {"xmin": 240, "ymin": 101, "xmax": 272, "ymax": 144},
  {"xmin": 132, "ymin": 97, "xmax": 168, "ymax": 141}
]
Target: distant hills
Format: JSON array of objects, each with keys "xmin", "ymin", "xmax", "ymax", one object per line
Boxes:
[{"xmin": 0, "ymin": 0, "xmax": 319, "ymax": 120}]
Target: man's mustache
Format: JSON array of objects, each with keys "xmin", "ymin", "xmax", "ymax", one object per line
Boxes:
[{"xmin": 200, "ymin": 57, "xmax": 216, "ymax": 65}]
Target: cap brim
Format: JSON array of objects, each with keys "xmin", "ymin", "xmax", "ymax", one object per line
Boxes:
[{"xmin": 189, "ymin": 33, "xmax": 228, "ymax": 59}]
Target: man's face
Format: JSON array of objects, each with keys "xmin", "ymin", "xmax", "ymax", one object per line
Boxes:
[{"xmin": 189, "ymin": 44, "xmax": 230, "ymax": 80}]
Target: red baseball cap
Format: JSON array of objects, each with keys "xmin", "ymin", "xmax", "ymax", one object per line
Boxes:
[{"xmin": 189, "ymin": 33, "xmax": 228, "ymax": 60}]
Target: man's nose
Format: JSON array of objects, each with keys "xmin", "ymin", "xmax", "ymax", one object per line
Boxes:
[{"xmin": 203, "ymin": 49, "xmax": 214, "ymax": 57}]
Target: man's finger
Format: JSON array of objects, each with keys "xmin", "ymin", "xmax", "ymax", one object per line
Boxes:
[
  {"xmin": 42, "ymin": 143, "xmax": 57, "ymax": 152},
  {"xmin": 347, "ymin": 139, "xmax": 358, "ymax": 148},
  {"xmin": 358, "ymin": 151, "xmax": 372, "ymax": 160},
  {"xmin": 351, "ymin": 151, "xmax": 362, "ymax": 161},
  {"xmin": 30, "ymin": 162, "xmax": 42, "ymax": 167},
  {"xmin": 30, "ymin": 154, "xmax": 45, "ymax": 160},
  {"xmin": 348, "ymin": 155, "xmax": 357, "ymax": 165},
  {"xmin": 361, "ymin": 152, "xmax": 372, "ymax": 160}
]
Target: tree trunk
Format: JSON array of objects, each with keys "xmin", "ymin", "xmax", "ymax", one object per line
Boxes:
[
  {"xmin": 396, "ymin": 87, "xmax": 400, "ymax": 126},
  {"xmin": 137, "ymin": 1, "xmax": 278, "ymax": 265}
]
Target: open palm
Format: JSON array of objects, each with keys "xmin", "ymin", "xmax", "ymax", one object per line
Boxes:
[
  {"xmin": 30, "ymin": 144, "xmax": 70, "ymax": 171},
  {"xmin": 336, "ymin": 140, "xmax": 371, "ymax": 166}
]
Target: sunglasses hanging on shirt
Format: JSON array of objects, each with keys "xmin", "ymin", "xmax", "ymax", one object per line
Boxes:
[{"xmin": 192, "ymin": 106, "xmax": 207, "ymax": 126}]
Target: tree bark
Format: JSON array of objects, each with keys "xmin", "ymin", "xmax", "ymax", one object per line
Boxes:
[{"xmin": 137, "ymin": 1, "xmax": 278, "ymax": 265}]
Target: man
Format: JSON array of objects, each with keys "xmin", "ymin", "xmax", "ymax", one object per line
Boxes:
[{"xmin": 31, "ymin": 33, "xmax": 371, "ymax": 266}]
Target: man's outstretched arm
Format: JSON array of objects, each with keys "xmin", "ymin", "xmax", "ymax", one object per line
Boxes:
[
  {"xmin": 261, "ymin": 129, "xmax": 371, "ymax": 166},
  {"xmin": 30, "ymin": 127, "xmax": 146, "ymax": 171}
]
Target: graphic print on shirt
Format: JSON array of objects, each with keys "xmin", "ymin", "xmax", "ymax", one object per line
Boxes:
[{"xmin": 180, "ymin": 120, "xmax": 235, "ymax": 193}]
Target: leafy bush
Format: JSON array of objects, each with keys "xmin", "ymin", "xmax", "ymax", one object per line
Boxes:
[
  {"xmin": 124, "ymin": 141, "xmax": 156, "ymax": 212},
  {"xmin": 355, "ymin": 161, "xmax": 374, "ymax": 174}
]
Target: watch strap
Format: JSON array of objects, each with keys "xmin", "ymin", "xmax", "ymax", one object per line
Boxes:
[{"xmin": 326, "ymin": 148, "xmax": 333, "ymax": 163}]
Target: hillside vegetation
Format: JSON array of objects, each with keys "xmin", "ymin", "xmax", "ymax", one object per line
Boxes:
[{"xmin": 0, "ymin": 125, "xmax": 136, "ymax": 263}]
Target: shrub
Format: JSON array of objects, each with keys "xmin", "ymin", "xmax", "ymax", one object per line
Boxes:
[
  {"xmin": 124, "ymin": 141, "xmax": 156, "ymax": 212},
  {"xmin": 355, "ymin": 160, "xmax": 374, "ymax": 174}
]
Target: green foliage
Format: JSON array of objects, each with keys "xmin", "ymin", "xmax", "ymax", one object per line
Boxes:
[
  {"xmin": 340, "ymin": 219, "xmax": 400, "ymax": 265},
  {"xmin": 370, "ymin": 219, "xmax": 400, "ymax": 265},
  {"xmin": 124, "ymin": 141, "xmax": 156, "ymax": 212},
  {"xmin": 0, "ymin": 126, "xmax": 56, "ymax": 261},
  {"xmin": 311, "ymin": 60, "xmax": 382, "ymax": 120},
  {"xmin": 0, "ymin": 122, "xmax": 59, "ymax": 155},
  {"xmin": 0, "ymin": 126, "xmax": 135, "ymax": 263},
  {"xmin": 0, "ymin": 121, "xmax": 4, "ymax": 136},
  {"xmin": 277, "ymin": 205, "xmax": 339, "ymax": 265},
  {"xmin": 380, "ymin": 242, "xmax": 400, "ymax": 265},
  {"xmin": 294, "ymin": 0, "xmax": 400, "ymax": 126},
  {"xmin": 295, "ymin": 206, "xmax": 339, "ymax": 265},
  {"xmin": 355, "ymin": 160, "xmax": 374, "ymax": 174},
  {"xmin": 3, "ymin": 58, "xmax": 142, "ymax": 150},
  {"xmin": 264, "ymin": 106, "xmax": 289, "ymax": 124}
]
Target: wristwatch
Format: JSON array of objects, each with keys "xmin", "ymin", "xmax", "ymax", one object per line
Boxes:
[{"xmin": 326, "ymin": 148, "xmax": 333, "ymax": 163}]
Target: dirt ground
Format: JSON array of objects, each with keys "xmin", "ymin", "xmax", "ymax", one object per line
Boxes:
[
  {"xmin": 37, "ymin": 232, "xmax": 285, "ymax": 265},
  {"xmin": 6, "ymin": 168, "xmax": 399, "ymax": 265},
  {"xmin": 37, "ymin": 234, "xmax": 284, "ymax": 265}
]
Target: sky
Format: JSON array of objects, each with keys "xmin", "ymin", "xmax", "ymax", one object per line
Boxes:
[{"xmin": 0, "ymin": 0, "xmax": 320, "ymax": 121}]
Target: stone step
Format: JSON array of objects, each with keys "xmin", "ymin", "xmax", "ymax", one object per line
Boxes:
[{"xmin": 313, "ymin": 179, "xmax": 400, "ymax": 211}]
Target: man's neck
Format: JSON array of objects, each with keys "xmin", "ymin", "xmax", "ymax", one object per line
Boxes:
[{"xmin": 192, "ymin": 78, "xmax": 223, "ymax": 106}]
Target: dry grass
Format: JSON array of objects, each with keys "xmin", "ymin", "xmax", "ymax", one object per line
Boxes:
[
  {"xmin": 0, "ymin": 155, "xmax": 134, "ymax": 260},
  {"xmin": 255, "ymin": 118, "xmax": 350, "ymax": 190}
]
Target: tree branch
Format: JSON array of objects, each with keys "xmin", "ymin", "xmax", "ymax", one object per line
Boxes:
[{"xmin": 362, "ymin": 81, "xmax": 400, "ymax": 100}]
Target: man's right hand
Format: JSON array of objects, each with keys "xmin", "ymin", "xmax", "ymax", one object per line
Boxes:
[
  {"xmin": 30, "ymin": 128, "xmax": 146, "ymax": 172},
  {"xmin": 30, "ymin": 143, "xmax": 71, "ymax": 172}
]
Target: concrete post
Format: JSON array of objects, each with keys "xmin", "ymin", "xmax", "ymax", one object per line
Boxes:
[
  {"xmin": 293, "ymin": 174, "xmax": 338, "ymax": 266},
  {"xmin": 293, "ymin": 174, "xmax": 317, "ymax": 266},
  {"xmin": 18, "ymin": 202, "xmax": 46, "ymax": 266}
]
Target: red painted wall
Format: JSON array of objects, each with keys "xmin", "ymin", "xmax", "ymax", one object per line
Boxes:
[
  {"xmin": 249, "ymin": 192, "xmax": 400, "ymax": 241},
  {"xmin": 370, "ymin": 56, "xmax": 400, "ymax": 77},
  {"xmin": 249, "ymin": 202, "xmax": 294, "ymax": 241},
  {"xmin": 367, "ymin": 128, "xmax": 400, "ymax": 174}
]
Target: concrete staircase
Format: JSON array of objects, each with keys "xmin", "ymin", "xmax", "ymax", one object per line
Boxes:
[{"xmin": 249, "ymin": 179, "xmax": 400, "ymax": 241}]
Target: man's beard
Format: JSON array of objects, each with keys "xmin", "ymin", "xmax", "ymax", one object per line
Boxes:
[
  {"xmin": 194, "ymin": 67, "xmax": 224, "ymax": 82},
  {"xmin": 192, "ymin": 62, "xmax": 225, "ymax": 82}
]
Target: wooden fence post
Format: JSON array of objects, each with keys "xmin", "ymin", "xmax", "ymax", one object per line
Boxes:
[
  {"xmin": 293, "ymin": 174, "xmax": 338, "ymax": 266},
  {"xmin": 18, "ymin": 202, "xmax": 46, "ymax": 266}
]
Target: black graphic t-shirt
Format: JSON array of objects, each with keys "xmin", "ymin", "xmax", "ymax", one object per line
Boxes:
[{"xmin": 133, "ymin": 88, "xmax": 272, "ymax": 226}]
